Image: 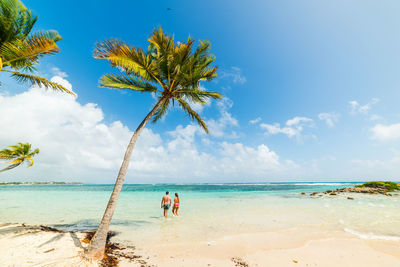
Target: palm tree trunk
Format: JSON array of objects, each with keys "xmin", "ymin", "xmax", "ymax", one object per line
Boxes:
[{"xmin": 84, "ymin": 98, "xmax": 165, "ymax": 260}]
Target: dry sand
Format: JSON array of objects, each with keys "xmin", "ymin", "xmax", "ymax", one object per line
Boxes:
[
  {"xmin": 0, "ymin": 223, "xmax": 91, "ymax": 267},
  {"xmin": 1, "ymin": 223, "xmax": 400, "ymax": 267},
  {"xmin": 0, "ymin": 223, "xmax": 142, "ymax": 267}
]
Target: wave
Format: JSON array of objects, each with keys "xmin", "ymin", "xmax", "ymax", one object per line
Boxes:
[{"xmin": 344, "ymin": 228, "xmax": 400, "ymax": 241}]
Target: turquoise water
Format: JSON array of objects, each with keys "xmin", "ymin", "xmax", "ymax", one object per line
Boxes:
[{"xmin": 1, "ymin": 183, "xmax": 399, "ymax": 245}]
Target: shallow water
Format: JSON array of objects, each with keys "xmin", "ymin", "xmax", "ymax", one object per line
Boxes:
[{"xmin": 1, "ymin": 183, "xmax": 399, "ymax": 245}]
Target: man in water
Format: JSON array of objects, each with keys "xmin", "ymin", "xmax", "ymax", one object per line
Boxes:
[{"xmin": 161, "ymin": 191, "xmax": 172, "ymax": 218}]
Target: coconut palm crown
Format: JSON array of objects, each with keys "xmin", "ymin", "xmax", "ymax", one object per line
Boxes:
[
  {"xmin": 85, "ymin": 28, "xmax": 222, "ymax": 260},
  {"xmin": 0, "ymin": 142, "xmax": 39, "ymax": 172},
  {"xmin": 94, "ymin": 27, "xmax": 222, "ymax": 132},
  {"xmin": 0, "ymin": 0, "xmax": 75, "ymax": 95}
]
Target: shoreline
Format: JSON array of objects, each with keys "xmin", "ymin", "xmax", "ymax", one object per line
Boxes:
[
  {"xmin": 1, "ymin": 222, "xmax": 399, "ymax": 267},
  {"xmin": 2, "ymin": 183, "xmax": 399, "ymax": 266}
]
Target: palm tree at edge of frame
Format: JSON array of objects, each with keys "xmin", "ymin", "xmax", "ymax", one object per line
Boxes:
[
  {"xmin": 0, "ymin": 142, "xmax": 39, "ymax": 172},
  {"xmin": 0, "ymin": 0, "xmax": 75, "ymax": 95}
]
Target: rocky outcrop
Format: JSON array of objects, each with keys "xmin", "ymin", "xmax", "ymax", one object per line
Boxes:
[
  {"xmin": 337, "ymin": 187, "xmax": 391, "ymax": 194},
  {"xmin": 304, "ymin": 184, "xmax": 398, "ymax": 197},
  {"xmin": 302, "ymin": 181, "xmax": 400, "ymax": 198}
]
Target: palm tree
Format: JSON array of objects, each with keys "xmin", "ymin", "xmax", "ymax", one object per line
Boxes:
[
  {"xmin": 85, "ymin": 27, "xmax": 222, "ymax": 259},
  {"xmin": 0, "ymin": 0, "xmax": 75, "ymax": 95},
  {"xmin": 0, "ymin": 142, "xmax": 39, "ymax": 172}
]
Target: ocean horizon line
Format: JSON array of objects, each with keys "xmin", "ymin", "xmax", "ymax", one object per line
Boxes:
[{"xmin": 1, "ymin": 181, "xmax": 373, "ymax": 185}]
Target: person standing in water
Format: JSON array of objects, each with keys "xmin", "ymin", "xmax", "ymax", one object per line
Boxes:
[
  {"xmin": 172, "ymin": 193, "xmax": 180, "ymax": 216},
  {"xmin": 161, "ymin": 191, "xmax": 172, "ymax": 218}
]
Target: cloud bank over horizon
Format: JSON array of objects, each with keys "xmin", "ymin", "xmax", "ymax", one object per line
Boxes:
[
  {"xmin": 0, "ymin": 76, "xmax": 302, "ymax": 183},
  {"xmin": 0, "ymin": 73, "xmax": 398, "ymax": 183}
]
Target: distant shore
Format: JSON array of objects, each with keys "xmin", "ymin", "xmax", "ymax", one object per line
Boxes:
[{"xmin": 0, "ymin": 181, "xmax": 83, "ymax": 185}]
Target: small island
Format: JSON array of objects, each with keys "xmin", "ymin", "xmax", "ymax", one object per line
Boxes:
[
  {"xmin": 305, "ymin": 181, "xmax": 400, "ymax": 197},
  {"xmin": 0, "ymin": 181, "xmax": 83, "ymax": 185}
]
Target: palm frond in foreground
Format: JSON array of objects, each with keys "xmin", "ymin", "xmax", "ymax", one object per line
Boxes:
[{"xmin": 0, "ymin": 0, "xmax": 75, "ymax": 95}]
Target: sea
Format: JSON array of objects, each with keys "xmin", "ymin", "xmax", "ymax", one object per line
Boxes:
[{"xmin": 1, "ymin": 183, "xmax": 399, "ymax": 246}]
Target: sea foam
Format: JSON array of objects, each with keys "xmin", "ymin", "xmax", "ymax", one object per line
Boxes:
[{"xmin": 344, "ymin": 228, "xmax": 400, "ymax": 241}]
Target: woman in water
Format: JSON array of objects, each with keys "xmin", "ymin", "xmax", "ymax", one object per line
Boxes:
[{"xmin": 172, "ymin": 193, "xmax": 180, "ymax": 216}]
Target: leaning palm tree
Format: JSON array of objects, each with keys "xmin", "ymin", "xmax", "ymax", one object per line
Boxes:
[
  {"xmin": 0, "ymin": 0, "xmax": 75, "ymax": 95},
  {"xmin": 0, "ymin": 142, "xmax": 39, "ymax": 172},
  {"xmin": 85, "ymin": 27, "xmax": 222, "ymax": 259}
]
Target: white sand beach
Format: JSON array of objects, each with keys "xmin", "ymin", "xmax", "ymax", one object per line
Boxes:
[
  {"xmin": 1, "ymin": 223, "xmax": 399, "ymax": 267},
  {"xmin": 2, "ymin": 184, "xmax": 400, "ymax": 266}
]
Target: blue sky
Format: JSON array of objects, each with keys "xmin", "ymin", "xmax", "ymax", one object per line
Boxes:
[{"xmin": 1, "ymin": 0, "xmax": 400, "ymax": 183}]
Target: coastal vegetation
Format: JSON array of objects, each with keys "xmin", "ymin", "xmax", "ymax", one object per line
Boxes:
[
  {"xmin": 85, "ymin": 27, "xmax": 223, "ymax": 260},
  {"xmin": 0, "ymin": 0, "xmax": 75, "ymax": 95},
  {"xmin": 0, "ymin": 142, "xmax": 39, "ymax": 172},
  {"xmin": 306, "ymin": 181, "xmax": 400, "ymax": 197},
  {"xmin": 355, "ymin": 181, "xmax": 400, "ymax": 191}
]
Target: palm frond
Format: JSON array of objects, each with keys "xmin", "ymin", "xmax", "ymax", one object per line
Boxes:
[
  {"xmin": 8, "ymin": 158, "xmax": 23, "ymax": 165},
  {"xmin": 29, "ymin": 30, "xmax": 62, "ymax": 42},
  {"xmin": 94, "ymin": 40, "xmax": 160, "ymax": 84},
  {"xmin": 26, "ymin": 157, "xmax": 34, "ymax": 167},
  {"xmin": 147, "ymin": 26, "xmax": 175, "ymax": 57},
  {"xmin": 99, "ymin": 73, "xmax": 160, "ymax": 93},
  {"xmin": 28, "ymin": 148, "xmax": 39, "ymax": 157},
  {"xmin": 0, "ymin": 149, "xmax": 16, "ymax": 160},
  {"xmin": 1, "ymin": 31, "xmax": 60, "ymax": 69},
  {"xmin": 176, "ymin": 97, "xmax": 209, "ymax": 133},
  {"xmin": 177, "ymin": 88, "xmax": 222, "ymax": 101},
  {"xmin": 0, "ymin": 162, "xmax": 22, "ymax": 172},
  {"xmin": 0, "ymin": 0, "xmax": 37, "ymax": 45},
  {"xmin": 3, "ymin": 70, "xmax": 76, "ymax": 95},
  {"xmin": 193, "ymin": 40, "xmax": 211, "ymax": 60}
]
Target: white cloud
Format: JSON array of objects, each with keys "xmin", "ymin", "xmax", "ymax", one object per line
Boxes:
[
  {"xmin": 260, "ymin": 116, "xmax": 313, "ymax": 138},
  {"xmin": 349, "ymin": 98, "xmax": 379, "ymax": 115},
  {"xmin": 0, "ymin": 78, "xmax": 294, "ymax": 183},
  {"xmin": 249, "ymin": 117, "xmax": 261, "ymax": 124},
  {"xmin": 318, "ymin": 112, "xmax": 339, "ymax": 128},
  {"xmin": 206, "ymin": 97, "xmax": 239, "ymax": 138},
  {"xmin": 370, "ymin": 123, "xmax": 400, "ymax": 141},
  {"xmin": 260, "ymin": 123, "xmax": 297, "ymax": 137},
  {"xmin": 50, "ymin": 76, "xmax": 73, "ymax": 92},
  {"xmin": 286, "ymin": 116, "xmax": 312, "ymax": 126},
  {"xmin": 51, "ymin": 67, "xmax": 68, "ymax": 78},
  {"xmin": 350, "ymin": 154, "xmax": 400, "ymax": 176},
  {"xmin": 369, "ymin": 114, "xmax": 381, "ymax": 121},
  {"xmin": 221, "ymin": 67, "xmax": 246, "ymax": 84}
]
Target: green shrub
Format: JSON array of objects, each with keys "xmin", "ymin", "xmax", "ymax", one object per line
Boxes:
[{"xmin": 355, "ymin": 181, "xmax": 400, "ymax": 191}]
